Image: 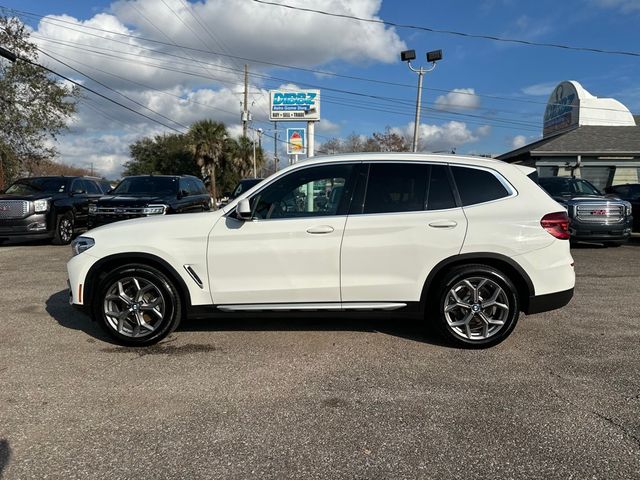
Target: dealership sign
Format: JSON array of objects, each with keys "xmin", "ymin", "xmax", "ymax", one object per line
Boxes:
[
  {"xmin": 269, "ymin": 89, "xmax": 320, "ymax": 121},
  {"xmin": 286, "ymin": 128, "xmax": 306, "ymax": 155},
  {"xmin": 542, "ymin": 81, "xmax": 636, "ymax": 138},
  {"xmin": 543, "ymin": 82, "xmax": 579, "ymax": 137}
]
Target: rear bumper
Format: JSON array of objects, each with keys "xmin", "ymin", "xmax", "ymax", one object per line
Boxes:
[{"xmin": 525, "ymin": 288, "xmax": 574, "ymax": 315}]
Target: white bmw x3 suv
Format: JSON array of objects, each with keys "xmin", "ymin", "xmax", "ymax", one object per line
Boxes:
[{"xmin": 67, "ymin": 153, "xmax": 575, "ymax": 348}]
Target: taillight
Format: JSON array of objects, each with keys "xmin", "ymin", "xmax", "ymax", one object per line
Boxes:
[{"xmin": 541, "ymin": 212, "xmax": 570, "ymax": 240}]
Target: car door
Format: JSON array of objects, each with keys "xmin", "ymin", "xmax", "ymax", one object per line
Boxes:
[
  {"xmin": 340, "ymin": 162, "xmax": 467, "ymax": 303},
  {"xmin": 69, "ymin": 179, "xmax": 90, "ymax": 227},
  {"xmin": 81, "ymin": 180, "xmax": 103, "ymax": 228},
  {"xmin": 208, "ymin": 163, "xmax": 357, "ymax": 306}
]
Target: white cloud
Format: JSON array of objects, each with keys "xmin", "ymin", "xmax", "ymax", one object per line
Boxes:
[
  {"xmin": 511, "ymin": 134, "xmax": 528, "ymax": 149},
  {"xmin": 317, "ymin": 119, "xmax": 341, "ymax": 134},
  {"xmin": 28, "ymin": 1, "xmax": 406, "ymax": 176},
  {"xmin": 393, "ymin": 121, "xmax": 491, "ymax": 152},
  {"xmin": 521, "ymin": 81, "xmax": 557, "ymax": 96},
  {"xmin": 435, "ymin": 88, "xmax": 480, "ymax": 110}
]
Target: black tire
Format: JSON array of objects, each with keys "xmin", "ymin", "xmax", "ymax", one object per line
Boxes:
[
  {"xmin": 52, "ymin": 213, "xmax": 74, "ymax": 245},
  {"xmin": 92, "ymin": 264, "xmax": 182, "ymax": 346},
  {"xmin": 431, "ymin": 264, "xmax": 520, "ymax": 349}
]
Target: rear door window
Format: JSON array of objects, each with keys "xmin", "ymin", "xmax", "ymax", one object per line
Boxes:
[
  {"xmin": 426, "ymin": 165, "xmax": 457, "ymax": 210},
  {"xmin": 363, "ymin": 163, "xmax": 429, "ymax": 214},
  {"xmin": 452, "ymin": 167, "xmax": 510, "ymax": 206}
]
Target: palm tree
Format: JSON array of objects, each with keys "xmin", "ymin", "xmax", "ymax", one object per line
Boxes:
[
  {"xmin": 187, "ymin": 120, "xmax": 227, "ymax": 201},
  {"xmin": 228, "ymin": 135, "xmax": 259, "ymax": 178}
]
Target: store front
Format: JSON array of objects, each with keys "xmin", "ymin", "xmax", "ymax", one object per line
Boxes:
[{"xmin": 498, "ymin": 81, "xmax": 640, "ymax": 191}]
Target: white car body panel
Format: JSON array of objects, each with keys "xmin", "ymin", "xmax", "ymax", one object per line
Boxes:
[
  {"xmin": 67, "ymin": 211, "xmax": 221, "ymax": 305},
  {"xmin": 208, "ymin": 215, "xmax": 346, "ymax": 304},
  {"xmin": 340, "ymin": 208, "xmax": 467, "ymax": 302}
]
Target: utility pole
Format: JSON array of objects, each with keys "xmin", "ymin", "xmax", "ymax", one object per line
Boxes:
[
  {"xmin": 242, "ymin": 64, "xmax": 249, "ymax": 138},
  {"xmin": 273, "ymin": 121, "xmax": 279, "ymax": 171}
]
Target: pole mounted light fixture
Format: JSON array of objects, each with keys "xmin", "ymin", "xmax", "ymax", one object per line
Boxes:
[{"xmin": 400, "ymin": 48, "xmax": 444, "ymax": 152}]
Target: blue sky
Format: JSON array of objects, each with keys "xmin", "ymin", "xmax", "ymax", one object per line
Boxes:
[{"xmin": 2, "ymin": 0, "xmax": 640, "ymax": 178}]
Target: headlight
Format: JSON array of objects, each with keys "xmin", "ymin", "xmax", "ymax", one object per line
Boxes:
[
  {"xmin": 624, "ymin": 202, "xmax": 633, "ymax": 216},
  {"xmin": 142, "ymin": 204, "xmax": 167, "ymax": 215},
  {"xmin": 71, "ymin": 236, "xmax": 95, "ymax": 256},
  {"xmin": 33, "ymin": 199, "xmax": 50, "ymax": 213},
  {"xmin": 88, "ymin": 204, "xmax": 97, "ymax": 214}
]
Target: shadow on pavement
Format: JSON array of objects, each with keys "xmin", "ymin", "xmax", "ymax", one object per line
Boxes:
[
  {"xmin": 180, "ymin": 314, "xmax": 450, "ymax": 347},
  {"xmin": 0, "ymin": 439, "xmax": 10, "ymax": 480},
  {"xmin": 45, "ymin": 290, "xmax": 115, "ymax": 344},
  {"xmin": 46, "ymin": 290, "xmax": 449, "ymax": 347}
]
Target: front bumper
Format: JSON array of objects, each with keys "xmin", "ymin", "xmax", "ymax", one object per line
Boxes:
[
  {"xmin": 0, "ymin": 213, "xmax": 53, "ymax": 242},
  {"xmin": 569, "ymin": 217, "xmax": 633, "ymax": 242},
  {"xmin": 525, "ymin": 288, "xmax": 574, "ymax": 315}
]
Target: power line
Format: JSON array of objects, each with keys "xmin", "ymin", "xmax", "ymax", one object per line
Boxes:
[
  {"xmin": 40, "ymin": 40, "xmax": 542, "ymax": 132},
  {"xmin": 5, "ymin": 47, "xmax": 187, "ymax": 134},
  {"xmin": 252, "ymin": 0, "xmax": 640, "ymax": 58},
  {"xmin": 7, "ymin": 6, "xmax": 637, "ymax": 115},
  {"xmin": 37, "ymin": 47, "xmax": 189, "ymax": 132}
]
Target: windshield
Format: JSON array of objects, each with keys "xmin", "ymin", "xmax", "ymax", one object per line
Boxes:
[
  {"xmin": 112, "ymin": 177, "xmax": 178, "ymax": 196},
  {"xmin": 539, "ymin": 177, "xmax": 601, "ymax": 197},
  {"xmin": 5, "ymin": 178, "xmax": 67, "ymax": 195}
]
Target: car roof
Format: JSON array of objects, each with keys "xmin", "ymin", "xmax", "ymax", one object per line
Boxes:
[{"xmin": 289, "ymin": 152, "xmax": 513, "ymax": 170}]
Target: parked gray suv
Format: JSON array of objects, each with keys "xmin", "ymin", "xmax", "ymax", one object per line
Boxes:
[{"xmin": 538, "ymin": 176, "xmax": 633, "ymax": 246}]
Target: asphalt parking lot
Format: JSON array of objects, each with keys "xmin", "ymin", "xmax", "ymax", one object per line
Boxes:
[{"xmin": 0, "ymin": 241, "xmax": 639, "ymax": 479}]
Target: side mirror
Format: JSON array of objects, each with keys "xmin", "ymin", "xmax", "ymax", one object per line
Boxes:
[
  {"xmin": 236, "ymin": 198, "xmax": 252, "ymax": 220},
  {"xmin": 72, "ymin": 189, "xmax": 86, "ymax": 195},
  {"xmin": 179, "ymin": 189, "xmax": 189, "ymax": 198}
]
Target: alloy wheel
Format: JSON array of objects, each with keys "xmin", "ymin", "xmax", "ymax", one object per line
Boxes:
[
  {"xmin": 443, "ymin": 276, "xmax": 510, "ymax": 341},
  {"xmin": 103, "ymin": 276, "xmax": 166, "ymax": 338},
  {"xmin": 59, "ymin": 218, "xmax": 73, "ymax": 243}
]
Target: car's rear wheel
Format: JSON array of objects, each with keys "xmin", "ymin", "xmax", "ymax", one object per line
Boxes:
[
  {"xmin": 433, "ymin": 264, "xmax": 520, "ymax": 348},
  {"xmin": 93, "ymin": 264, "xmax": 182, "ymax": 346},
  {"xmin": 52, "ymin": 213, "xmax": 74, "ymax": 245}
]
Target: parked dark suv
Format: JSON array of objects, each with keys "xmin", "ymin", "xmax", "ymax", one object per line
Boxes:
[
  {"xmin": 0, "ymin": 176, "xmax": 110, "ymax": 244},
  {"xmin": 538, "ymin": 176, "xmax": 633, "ymax": 246},
  {"xmin": 604, "ymin": 183, "xmax": 640, "ymax": 232},
  {"xmin": 88, "ymin": 175, "xmax": 211, "ymax": 229}
]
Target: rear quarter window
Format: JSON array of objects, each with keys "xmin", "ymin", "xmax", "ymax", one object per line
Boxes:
[{"xmin": 452, "ymin": 166, "xmax": 511, "ymax": 206}]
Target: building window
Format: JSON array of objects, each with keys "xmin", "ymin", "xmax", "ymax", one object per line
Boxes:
[
  {"xmin": 537, "ymin": 166, "xmax": 558, "ymax": 177},
  {"xmin": 579, "ymin": 167, "xmax": 615, "ymax": 190}
]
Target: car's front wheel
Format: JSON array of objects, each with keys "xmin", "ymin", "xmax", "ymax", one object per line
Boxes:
[
  {"xmin": 52, "ymin": 213, "xmax": 74, "ymax": 245},
  {"xmin": 93, "ymin": 264, "xmax": 182, "ymax": 346},
  {"xmin": 433, "ymin": 265, "xmax": 520, "ymax": 348}
]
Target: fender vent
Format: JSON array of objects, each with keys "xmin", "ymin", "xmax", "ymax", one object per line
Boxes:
[{"xmin": 183, "ymin": 265, "xmax": 204, "ymax": 289}]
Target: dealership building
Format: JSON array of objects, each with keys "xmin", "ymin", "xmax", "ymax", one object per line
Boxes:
[{"xmin": 498, "ymin": 80, "xmax": 640, "ymax": 190}]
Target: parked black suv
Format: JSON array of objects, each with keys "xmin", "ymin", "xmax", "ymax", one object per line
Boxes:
[
  {"xmin": 88, "ymin": 175, "xmax": 211, "ymax": 229},
  {"xmin": 539, "ymin": 176, "xmax": 633, "ymax": 245},
  {"xmin": 0, "ymin": 176, "xmax": 110, "ymax": 244},
  {"xmin": 604, "ymin": 183, "xmax": 640, "ymax": 232}
]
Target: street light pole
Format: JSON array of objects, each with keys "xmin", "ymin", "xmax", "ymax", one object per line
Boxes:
[
  {"xmin": 410, "ymin": 67, "xmax": 425, "ymax": 153},
  {"xmin": 401, "ymin": 49, "xmax": 443, "ymax": 153}
]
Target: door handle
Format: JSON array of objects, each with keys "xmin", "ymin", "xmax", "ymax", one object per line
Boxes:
[
  {"xmin": 428, "ymin": 220, "xmax": 458, "ymax": 229},
  {"xmin": 306, "ymin": 225, "xmax": 335, "ymax": 234}
]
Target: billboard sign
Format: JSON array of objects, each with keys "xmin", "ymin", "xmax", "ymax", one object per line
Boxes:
[
  {"xmin": 286, "ymin": 128, "xmax": 306, "ymax": 155},
  {"xmin": 270, "ymin": 89, "xmax": 320, "ymax": 121},
  {"xmin": 543, "ymin": 81, "xmax": 579, "ymax": 137}
]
